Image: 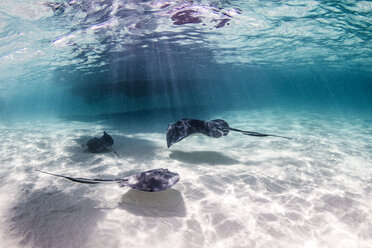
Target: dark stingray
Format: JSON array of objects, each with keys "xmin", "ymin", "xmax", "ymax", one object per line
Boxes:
[
  {"xmin": 36, "ymin": 168, "xmax": 180, "ymax": 192},
  {"xmin": 83, "ymin": 131, "xmax": 119, "ymax": 157},
  {"xmin": 166, "ymin": 118, "xmax": 291, "ymax": 147}
]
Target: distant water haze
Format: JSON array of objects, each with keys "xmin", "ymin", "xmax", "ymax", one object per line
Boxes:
[{"xmin": 0, "ymin": 0, "xmax": 371, "ymax": 118}]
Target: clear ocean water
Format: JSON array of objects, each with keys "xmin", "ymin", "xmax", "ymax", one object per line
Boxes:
[{"xmin": 0, "ymin": 1, "xmax": 371, "ymax": 247}]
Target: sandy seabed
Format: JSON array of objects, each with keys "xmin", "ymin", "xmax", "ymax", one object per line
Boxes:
[{"xmin": 0, "ymin": 109, "xmax": 371, "ymax": 248}]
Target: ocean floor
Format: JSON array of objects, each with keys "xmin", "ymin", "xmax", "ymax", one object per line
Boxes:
[{"xmin": 0, "ymin": 109, "xmax": 371, "ymax": 248}]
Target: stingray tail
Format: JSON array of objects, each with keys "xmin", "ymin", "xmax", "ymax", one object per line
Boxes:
[
  {"xmin": 35, "ymin": 169, "xmax": 121, "ymax": 184},
  {"xmin": 99, "ymin": 141, "xmax": 120, "ymax": 157},
  {"xmin": 109, "ymin": 147, "xmax": 120, "ymax": 157},
  {"xmin": 228, "ymin": 127, "xmax": 292, "ymax": 140}
]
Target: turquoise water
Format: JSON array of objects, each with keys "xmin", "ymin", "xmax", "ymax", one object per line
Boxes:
[
  {"xmin": 0, "ymin": 1, "xmax": 371, "ymax": 247},
  {"xmin": 1, "ymin": 0, "xmax": 371, "ymax": 117}
]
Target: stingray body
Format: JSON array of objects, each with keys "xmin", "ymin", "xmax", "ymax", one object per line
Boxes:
[
  {"xmin": 84, "ymin": 131, "xmax": 119, "ymax": 156},
  {"xmin": 118, "ymin": 168, "xmax": 180, "ymax": 192},
  {"xmin": 36, "ymin": 168, "xmax": 180, "ymax": 192},
  {"xmin": 166, "ymin": 118, "xmax": 291, "ymax": 147}
]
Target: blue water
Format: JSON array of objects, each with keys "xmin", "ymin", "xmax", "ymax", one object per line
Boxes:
[
  {"xmin": 0, "ymin": 0, "xmax": 371, "ymax": 117},
  {"xmin": 0, "ymin": 1, "xmax": 372, "ymax": 248}
]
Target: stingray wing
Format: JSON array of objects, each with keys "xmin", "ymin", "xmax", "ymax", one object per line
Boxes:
[
  {"xmin": 101, "ymin": 131, "xmax": 114, "ymax": 146},
  {"xmin": 208, "ymin": 119, "xmax": 230, "ymax": 137},
  {"xmin": 166, "ymin": 120, "xmax": 190, "ymax": 148}
]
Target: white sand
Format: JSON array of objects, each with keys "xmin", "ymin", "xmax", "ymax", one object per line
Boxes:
[{"xmin": 0, "ymin": 109, "xmax": 371, "ymax": 248}]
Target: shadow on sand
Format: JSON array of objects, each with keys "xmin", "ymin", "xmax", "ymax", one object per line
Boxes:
[
  {"xmin": 170, "ymin": 151, "xmax": 240, "ymax": 165},
  {"xmin": 113, "ymin": 135, "xmax": 158, "ymax": 161},
  {"xmin": 8, "ymin": 187, "xmax": 104, "ymax": 248},
  {"xmin": 64, "ymin": 135, "xmax": 159, "ymax": 163},
  {"xmin": 119, "ymin": 188, "xmax": 186, "ymax": 218}
]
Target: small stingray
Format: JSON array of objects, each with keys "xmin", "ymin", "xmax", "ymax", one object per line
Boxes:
[
  {"xmin": 166, "ymin": 118, "xmax": 291, "ymax": 147},
  {"xmin": 82, "ymin": 131, "xmax": 119, "ymax": 157},
  {"xmin": 36, "ymin": 168, "xmax": 180, "ymax": 192}
]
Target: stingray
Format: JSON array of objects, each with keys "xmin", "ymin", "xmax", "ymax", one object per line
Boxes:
[
  {"xmin": 36, "ymin": 168, "xmax": 180, "ymax": 192},
  {"xmin": 82, "ymin": 131, "xmax": 119, "ymax": 157},
  {"xmin": 166, "ymin": 118, "xmax": 291, "ymax": 147}
]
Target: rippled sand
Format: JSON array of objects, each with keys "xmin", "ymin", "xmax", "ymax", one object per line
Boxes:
[{"xmin": 0, "ymin": 110, "xmax": 371, "ymax": 248}]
